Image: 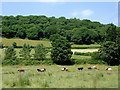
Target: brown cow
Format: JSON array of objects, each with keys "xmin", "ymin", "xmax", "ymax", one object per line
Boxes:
[{"xmin": 18, "ymin": 69, "xmax": 24, "ymax": 72}]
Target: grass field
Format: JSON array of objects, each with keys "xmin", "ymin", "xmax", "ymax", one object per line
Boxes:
[
  {"xmin": 2, "ymin": 65, "xmax": 118, "ymax": 88},
  {"xmin": 1, "ymin": 38, "xmax": 118, "ymax": 88},
  {"xmin": 2, "ymin": 38, "xmax": 100, "ymax": 48},
  {"xmin": 2, "ymin": 38, "xmax": 52, "ymax": 47}
]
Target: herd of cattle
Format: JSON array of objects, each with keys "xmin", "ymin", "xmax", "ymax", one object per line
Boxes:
[{"xmin": 17, "ymin": 66, "xmax": 112, "ymax": 72}]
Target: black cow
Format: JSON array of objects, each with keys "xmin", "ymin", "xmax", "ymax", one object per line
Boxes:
[
  {"xmin": 37, "ymin": 68, "xmax": 46, "ymax": 72},
  {"xmin": 78, "ymin": 67, "xmax": 83, "ymax": 70}
]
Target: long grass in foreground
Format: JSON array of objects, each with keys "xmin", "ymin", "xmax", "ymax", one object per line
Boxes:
[{"xmin": 2, "ymin": 65, "xmax": 118, "ymax": 88}]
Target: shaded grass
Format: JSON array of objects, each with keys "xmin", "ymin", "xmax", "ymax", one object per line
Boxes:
[{"xmin": 2, "ymin": 65, "xmax": 118, "ymax": 88}]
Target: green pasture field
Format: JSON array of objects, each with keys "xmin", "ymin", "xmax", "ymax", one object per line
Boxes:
[
  {"xmin": 2, "ymin": 65, "xmax": 118, "ymax": 88},
  {"xmin": 2, "ymin": 38, "xmax": 100, "ymax": 48}
]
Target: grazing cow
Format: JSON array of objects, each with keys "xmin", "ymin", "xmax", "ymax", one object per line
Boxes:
[
  {"xmin": 95, "ymin": 67, "xmax": 99, "ymax": 70},
  {"xmin": 18, "ymin": 69, "xmax": 24, "ymax": 72},
  {"xmin": 88, "ymin": 67, "xmax": 92, "ymax": 69},
  {"xmin": 61, "ymin": 68, "xmax": 66, "ymax": 71},
  {"xmin": 37, "ymin": 68, "xmax": 46, "ymax": 72},
  {"xmin": 106, "ymin": 67, "xmax": 112, "ymax": 71},
  {"xmin": 78, "ymin": 67, "xmax": 83, "ymax": 70},
  {"xmin": 61, "ymin": 68, "xmax": 68, "ymax": 71}
]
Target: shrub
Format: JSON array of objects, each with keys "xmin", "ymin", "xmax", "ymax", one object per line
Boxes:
[
  {"xmin": 12, "ymin": 42, "xmax": 17, "ymax": 48},
  {"xmin": 0, "ymin": 42, "xmax": 3, "ymax": 48},
  {"xmin": 19, "ymin": 43, "xmax": 31, "ymax": 60},
  {"xmin": 4, "ymin": 46, "xmax": 16, "ymax": 60},
  {"xmin": 2, "ymin": 58, "xmax": 21, "ymax": 65},
  {"xmin": 34, "ymin": 44, "xmax": 48, "ymax": 60}
]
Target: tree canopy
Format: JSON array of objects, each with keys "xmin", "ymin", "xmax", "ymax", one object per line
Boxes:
[{"xmin": 2, "ymin": 15, "xmax": 112, "ymax": 44}]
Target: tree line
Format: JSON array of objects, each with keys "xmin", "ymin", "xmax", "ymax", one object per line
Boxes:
[{"xmin": 1, "ymin": 15, "xmax": 115, "ymax": 44}]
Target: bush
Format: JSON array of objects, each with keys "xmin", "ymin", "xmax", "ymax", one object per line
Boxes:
[
  {"xmin": 12, "ymin": 42, "xmax": 17, "ymax": 48},
  {"xmin": 2, "ymin": 58, "xmax": 21, "ymax": 65},
  {"xmin": 34, "ymin": 44, "xmax": 48, "ymax": 60},
  {"xmin": 19, "ymin": 43, "xmax": 31, "ymax": 60},
  {"xmin": 0, "ymin": 42, "xmax": 3, "ymax": 48},
  {"xmin": 4, "ymin": 46, "xmax": 16, "ymax": 60}
]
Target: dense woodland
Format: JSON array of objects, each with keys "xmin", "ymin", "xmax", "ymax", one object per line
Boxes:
[{"xmin": 1, "ymin": 15, "xmax": 117, "ymax": 44}]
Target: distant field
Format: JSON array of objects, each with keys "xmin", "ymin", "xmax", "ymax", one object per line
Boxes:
[
  {"xmin": 2, "ymin": 65, "xmax": 118, "ymax": 88},
  {"xmin": 2, "ymin": 38, "xmax": 100, "ymax": 49},
  {"xmin": 71, "ymin": 49, "xmax": 98, "ymax": 54},
  {"xmin": 2, "ymin": 38, "xmax": 52, "ymax": 47},
  {"xmin": 72, "ymin": 44, "xmax": 100, "ymax": 48}
]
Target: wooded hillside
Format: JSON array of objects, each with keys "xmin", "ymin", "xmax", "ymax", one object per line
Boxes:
[{"xmin": 1, "ymin": 15, "xmax": 117, "ymax": 44}]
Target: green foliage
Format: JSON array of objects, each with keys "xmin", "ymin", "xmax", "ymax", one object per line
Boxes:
[
  {"xmin": 51, "ymin": 36, "xmax": 73, "ymax": 65},
  {"xmin": 2, "ymin": 58, "xmax": 21, "ymax": 65},
  {"xmin": 45, "ymin": 25, "xmax": 58, "ymax": 38},
  {"xmin": 105, "ymin": 24, "xmax": 117, "ymax": 42},
  {"xmin": 4, "ymin": 46, "xmax": 16, "ymax": 60},
  {"xmin": 99, "ymin": 41, "xmax": 120, "ymax": 65},
  {"xmin": 49, "ymin": 34, "xmax": 60, "ymax": 42},
  {"xmin": 0, "ymin": 42, "xmax": 3, "ymax": 48},
  {"xmin": 75, "ymin": 58, "xmax": 106, "ymax": 65},
  {"xmin": 2, "ymin": 15, "xmax": 109, "ymax": 44},
  {"xmin": 71, "ymin": 27, "xmax": 96, "ymax": 44},
  {"xmin": 97, "ymin": 24, "xmax": 120, "ymax": 66},
  {"xmin": 19, "ymin": 43, "xmax": 31, "ymax": 60},
  {"xmin": 12, "ymin": 42, "xmax": 17, "ymax": 48},
  {"xmin": 74, "ymin": 52, "xmax": 93, "ymax": 56},
  {"xmin": 34, "ymin": 44, "xmax": 48, "ymax": 60},
  {"xmin": 91, "ymin": 52, "xmax": 105, "ymax": 60}
]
